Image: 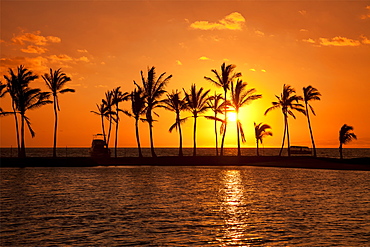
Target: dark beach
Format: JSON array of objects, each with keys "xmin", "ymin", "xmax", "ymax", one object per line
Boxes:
[{"xmin": 1, "ymin": 156, "xmax": 369, "ymax": 171}]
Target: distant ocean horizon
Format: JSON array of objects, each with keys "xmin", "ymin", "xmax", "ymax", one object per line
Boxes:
[{"xmin": 1, "ymin": 147, "xmax": 369, "ymax": 159}]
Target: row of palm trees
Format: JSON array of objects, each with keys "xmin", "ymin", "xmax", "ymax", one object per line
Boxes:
[
  {"xmin": 1, "ymin": 66, "xmax": 75, "ymax": 158},
  {"xmin": 91, "ymin": 63, "xmax": 327, "ymax": 158}
]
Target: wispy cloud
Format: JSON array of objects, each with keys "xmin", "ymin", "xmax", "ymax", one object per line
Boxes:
[
  {"xmin": 77, "ymin": 49, "xmax": 88, "ymax": 53},
  {"xmin": 199, "ymin": 56, "xmax": 210, "ymax": 61},
  {"xmin": 21, "ymin": 45, "xmax": 48, "ymax": 54},
  {"xmin": 11, "ymin": 30, "xmax": 61, "ymax": 46},
  {"xmin": 360, "ymin": 6, "xmax": 370, "ymax": 19},
  {"xmin": 176, "ymin": 60, "xmax": 183, "ymax": 65},
  {"xmin": 303, "ymin": 36, "xmax": 367, "ymax": 47},
  {"xmin": 190, "ymin": 12, "xmax": 245, "ymax": 31}
]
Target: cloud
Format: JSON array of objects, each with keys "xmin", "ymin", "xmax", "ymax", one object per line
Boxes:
[
  {"xmin": 300, "ymin": 29, "xmax": 308, "ymax": 32},
  {"xmin": 360, "ymin": 6, "xmax": 370, "ymax": 19},
  {"xmin": 77, "ymin": 49, "xmax": 88, "ymax": 53},
  {"xmin": 199, "ymin": 56, "xmax": 210, "ymax": 61},
  {"xmin": 303, "ymin": 36, "xmax": 364, "ymax": 47},
  {"xmin": 361, "ymin": 35, "xmax": 370, "ymax": 44},
  {"xmin": 21, "ymin": 45, "xmax": 48, "ymax": 54},
  {"xmin": 249, "ymin": 68, "xmax": 256, "ymax": 72},
  {"xmin": 255, "ymin": 30, "xmax": 265, "ymax": 37},
  {"xmin": 299, "ymin": 10, "xmax": 307, "ymax": 16},
  {"xmin": 48, "ymin": 54, "xmax": 73, "ymax": 63},
  {"xmin": 0, "ymin": 56, "xmax": 49, "ymax": 74},
  {"xmin": 190, "ymin": 12, "xmax": 245, "ymax": 31},
  {"xmin": 78, "ymin": 56, "xmax": 90, "ymax": 62},
  {"xmin": 176, "ymin": 60, "xmax": 182, "ymax": 65},
  {"xmin": 11, "ymin": 30, "xmax": 61, "ymax": 46},
  {"xmin": 261, "ymin": 69, "xmax": 266, "ymax": 72}
]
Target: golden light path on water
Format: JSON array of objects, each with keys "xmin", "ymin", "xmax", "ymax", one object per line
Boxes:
[{"xmin": 218, "ymin": 170, "xmax": 257, "ymax": 246}]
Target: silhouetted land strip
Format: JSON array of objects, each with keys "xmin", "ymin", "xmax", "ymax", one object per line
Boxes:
[{"xmin": 1, "ymin": 156, "xmax": 369, "ymax": 171}]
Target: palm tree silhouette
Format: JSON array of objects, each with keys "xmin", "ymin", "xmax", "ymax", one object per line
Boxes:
[
  {"xmin": 91, "ymin": 102, "xmax": 112, "ymax": 145},
  {"xmin": 254, "ymin": 122, "xmax": 273, "ymax": 156},
  {"xmin": 163, "ymin": 90, "xmax": 188, "ymax": 156},
  {"xmin": 123, "ymin": 85, "xmax": 147, "ymax": 157},
  {"xmin": 0, "ymin": 81, "xmax": 6, "ymax": 113},
  {"xmin": 102, "ymin": 90, "xmax": 115, "ymax": 147},
  {"xmin": 138, "ymin": 66, "xmax": 172, "ymax": 157},
  {"xmin": 4, "ymin": 65, "xmax": 52, "ymax": 158},
  {"xmin": 265, "ymin": 84, "xmax": 305, "ymax": 156},
  {"xmin": 111, "ymin": 87, "xmax": 129, "ymax": 158},
  {"xmin": 204, "ymin": 62, "xmax": 241, "ymax": 156},
  {"xmin": 303, "ymin": 85, "xmax": 321, "ymax": 157},
  {"xmin": 230, "ymin": 79, "xmax": 262, "ymax": 156},
  {"xmin": 205, "ymin": 92, "xmax": 224, "ymax": 156},
  {"xmin": 183, "ymin": 84, "xmax": 210, "ymax": 156},
  {"xmin": 42, "ymin": 68, "xmax": 75, "ymax": 158},
  {"xmin": 339, "ymin": 124, "xmax": 357, "ymax": 159}
]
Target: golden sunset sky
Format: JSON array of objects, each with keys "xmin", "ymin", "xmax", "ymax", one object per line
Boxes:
[{"xmin": 1, "ymin": 0, "xmax": 370, "ymax": 148}]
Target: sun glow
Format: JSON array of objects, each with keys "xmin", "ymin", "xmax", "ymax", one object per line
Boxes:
[{"xmin": 227, "ymin": 111, "xmax": 238, "ymax": 122}]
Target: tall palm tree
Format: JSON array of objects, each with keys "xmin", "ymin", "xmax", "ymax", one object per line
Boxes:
[
  {"xmin": 183, "ymin": 84, "xmax": 210, "ymax": 156},
  {"xmin": 339, "ymin": 124, "xmax": 357, "ymax": 159},
  {"xmin": 42, "ymin": 68, "xmax": 75, "ymax": 158},
  {"xmin": 303, "ymin": 85, "xmax": 321, "ymax": 157},
  {"xmin": 111, "ymin": 87, "xmax": 129, "ymax": 158},
  {"xmin": 91, "ymin": 102, "xmax": 112, "ymax": 144},
  {"xmin": 254, "ymin": 122, "xmax": 273, "ymax": 156},
  {"xmin": 264, "ymin": 84, "xmax": 305, "ymax": 156},
  {"xmin": 163, "ymin": 90, "xmax": 188, "ymax": 156},
  {"xmin": 230, "ymin": 79, "xmax": 262, "ymax": 156},
  {"xmin": 204, "ymin": 63, "xmax": 242, "ymax": 156},
  {"xmin": 123, "ymin": 85, "xmax": 147, "ymax": 157},
  {"xmin": 138, "ymin": 66, "xmax": 172, "ymax": 157},
  {"xmin": 205, "ymin": 92, "xmax": 224, "ymax": 156},
  {"xmin": 3, "ymin": 65, "xmax": 51, "ymax": 158},
  {"xmin": 102, "ymin": 90, "xmax": 115, "ymax": 147}
]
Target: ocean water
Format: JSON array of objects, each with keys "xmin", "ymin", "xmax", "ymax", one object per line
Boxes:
[
  {"xmin": 1, "ymin": 147, "xmax": 370, "ymax": 159},
  {"xmin": 1, "ymin": 166, "xmax": 369, "ymax": 246}
]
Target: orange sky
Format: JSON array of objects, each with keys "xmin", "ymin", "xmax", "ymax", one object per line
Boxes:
[{"xmin": 1, "ymin": 1, "xmax": 370, "ymax": 148}]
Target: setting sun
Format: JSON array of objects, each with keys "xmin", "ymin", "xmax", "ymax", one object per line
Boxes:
[{"xmin": 227, "ymin": 111, "xmax": 238, "ymax": 122}]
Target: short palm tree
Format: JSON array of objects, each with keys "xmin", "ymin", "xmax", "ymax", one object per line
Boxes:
[
  {"xmin": 163, "ymin": 90, "xmax": 188, "ymax": 156},
  {"xmin": 184, "ymin": 84, "xmax": 210, "ymax": 156},
  {"xmin": 254, "ymin": 122, "xmax": 273, "ymax": 156},
  {"xmin": 339, "ymin": 124, "xmax": 357, "ymax": 159},
  {"xmin": 4, "ymin": 65, "xmax": 52, "ymax": 158},
  {"xmin": 205, "ymin": 92, "xmax": 224, "ymax": 156},
  {"xmin": 303, "ymin": 85, "xmax": 321, "ymax": 157},
  {"xmin": 102, "ymin": 90, "xmax": 115, "ymax": 147},
  {"xmin": 42, "ymin": 68, "xmax": 75, "ymax": 158},
  {"xmin": 204, "ymin": 62, "xmax": 241, "ymax": 156},
  {"xmin": 230, "ymin": 79, "xmax": 262, "ymax": 156},
  {"xmin": 91, "ymin": 102, "xmax": 112, "ymax": 144},
  {"xmin": 139, "ymin": 66, "xmax": 172, "ymax": 157},
  {"xmin": 123, "ymin": 85, "xmax": 147, "ymax": 157},
  {"xmin": 111, "ymin": 87, "xmax": 129, "ymax": 158},
  {"xmin": 265, "ymin": 84, "xmax": 305, "ymax": 156}
]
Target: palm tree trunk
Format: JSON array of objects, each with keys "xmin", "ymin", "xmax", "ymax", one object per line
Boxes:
[
  {"xmin": 107, "ymin": 117, "xmax": 113, "ymax": 147},
  {"xmin": 101, "ymin": 115, "xmax": 106, "ymax": 144},
  {"xmin": 53, "ymin": 97, "xmax": 58, "ymax": 158},
  {"xmin": 286, "ymin": 115, "xmax": 291, "ymax": 157},
  {"xmin": 149, "ymin": 121, "xmax": 156, "ymax": 157},
  {"xmin": 236, "ymin": 119, "xmax": 241, "ymax": 156},
  {"xmin": 279, "ymin": 114, "xmax": 287, "ymax": 156},
  {"xmin": 214, "ymin": 113, "xmax": 218, "ymax": 156},
  {"xmin": 256, "ymin": 139, "xmax": 259, "ymax": 156},
  {"xmin": 135, "ymin": 118, "xmax": 143, "ymax": 158},
  {"xmin": 177, "ymin": 114, "xmax": 183, "ymax": 157},
  {"xmin": 220, "ymin": 89, "xmax": 227, "ymax": 156},
  {"xmin": 193, "ymin": 116, "xmax": 197, "ymax": 156},
  {"xmin": 11, "ymin": 102, "xmax": 21, "ymax": 157},
  {"xmin": 114, "ymin": 107, "xmax": 119, "ymax": 158},
  {"xmin": 20, "ymin": 113, "xmax": 26, "ymax": 158},
  {"xmin": 339, "ymin": 143, "xmax": 343, "ymax": 159},
  {"xmin": 305, "ymin": 103, "xmax": 316, "ymax": 157}
]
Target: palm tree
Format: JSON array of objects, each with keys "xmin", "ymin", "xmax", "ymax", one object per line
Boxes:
[
  {"xmin": 264, "ymin": 84, "xmax": 305, "ymax": 156},
  {"xmin": 205, "ymin": 92, "xmax": 224, "ymax": 156},
  {"xmin": 42, "ymin": 68, "xmax": 75, "ymax": 158},
  {"xmin": 254, "ymin": 122, "xmax": 273, "ymax": 156},
  {"xmin": 3, "ymin": 65, "xmax": 52, "ymax": 158},
  {"xmin": 102, "ymin": 90, "xmax": 115, "ymax": 147},
  {"xmin": 0, "ymin": 81, "xmax": 6, "ymax": 113},
  {"xmin": 339, "ymin": 124, "xmax": 357, "ymax": 159},
  {"xmin": 230, "ymin": 79, "xmax": 262, "ymax": 156},
  {"xmin": 123, "ymin": 85, "xmax": 147, "ymax": 157},
  {"xmin": 204, "ymin": 62, "xmax": 241, "ymax": 156},
  {"xmin": 183, "ymin": 84, "xmax": 210, "ymax": 156},
  {"xmin": 91, "ymin": 102, "xmax": 112, "ymax": 144},
  {"xmin": 303, "ymin": 85, "xmax": 321, "ymax": 157},
  {"xmin": 111, "ymin": 87, "xmax": 129, "ymax": 158},
  {"xmin": 163, "ymin": 90, "xmax": 188, "ymax": 156},
  {"xmin": 138, "ymin": 66, "xmax": 172, "ymax": 157}
]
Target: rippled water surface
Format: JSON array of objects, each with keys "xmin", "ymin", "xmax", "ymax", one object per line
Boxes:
[{"xmin": 1, "ymin": 166, "xmax": 369, "ymax": 246}]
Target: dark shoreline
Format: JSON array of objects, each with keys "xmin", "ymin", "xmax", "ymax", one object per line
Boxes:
[{"xmin": 1, "ymin": 156, "xmax": 369, "ymax": 171}]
